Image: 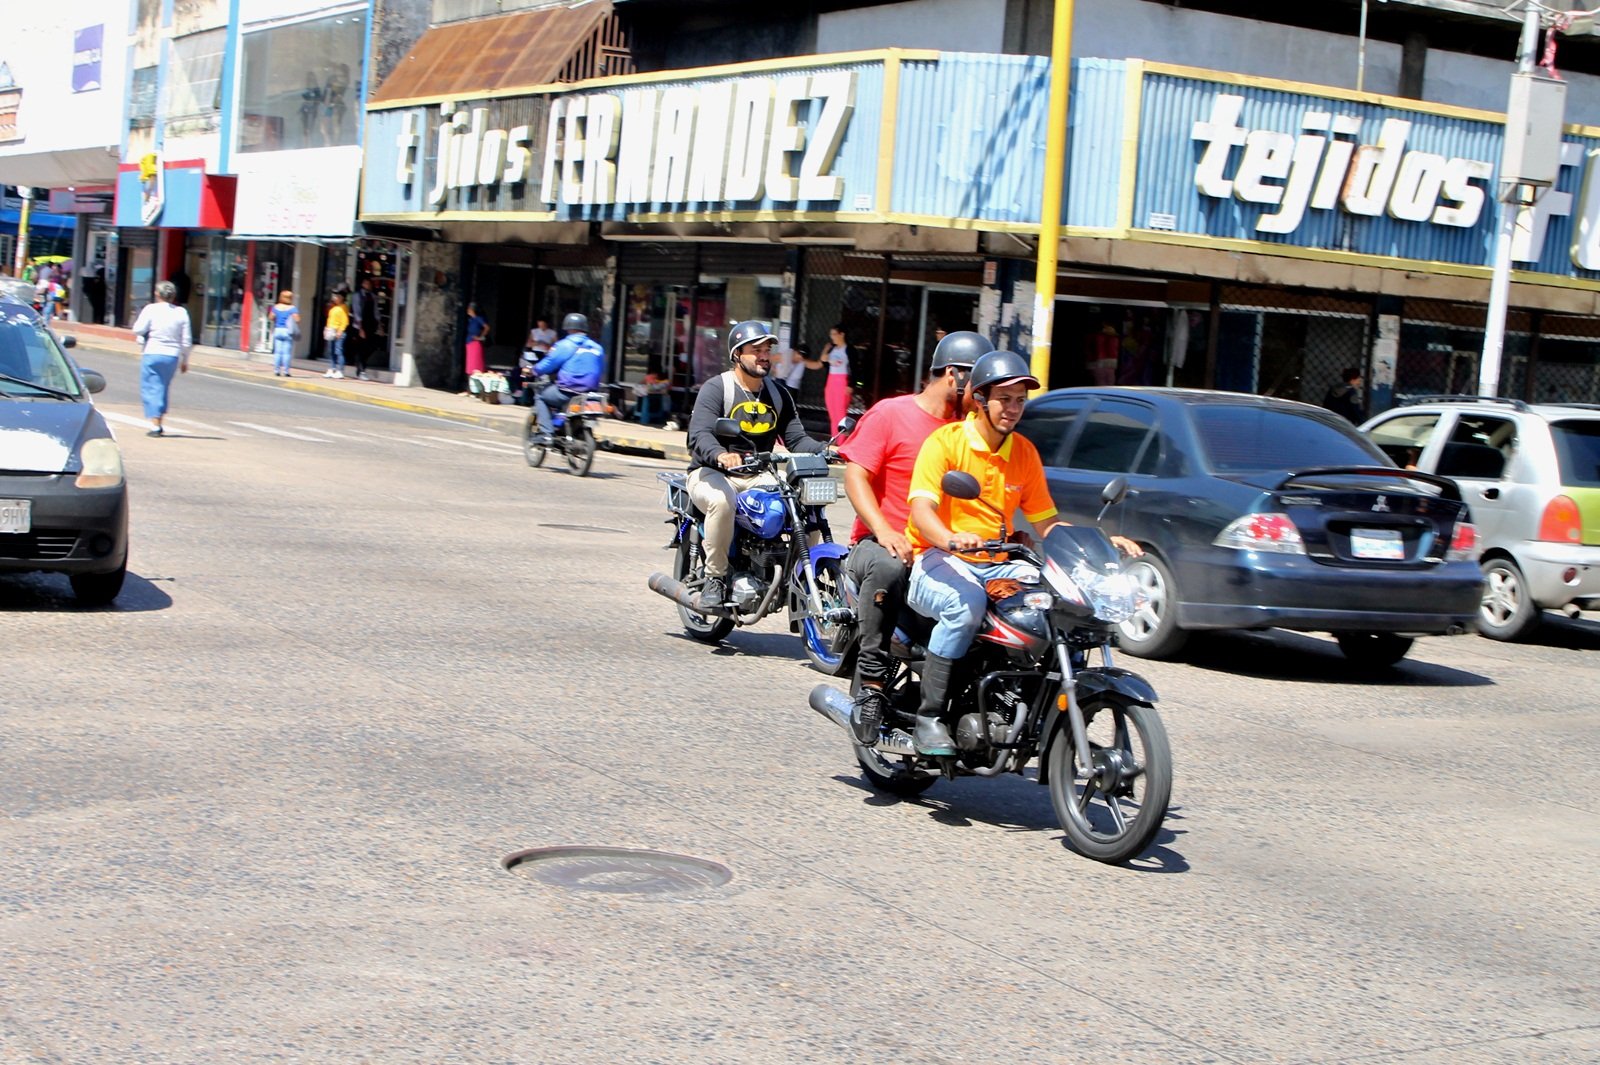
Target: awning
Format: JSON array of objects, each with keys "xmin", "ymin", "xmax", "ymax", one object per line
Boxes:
[
  {"xmin": 0, "ymin": 146, "xmax": 121, "ymax": 189},
  {"xmin": 368, "ymin": 2, "xmax": 626, "ymax": 106},
  {"xmin": 113, "ymin": 158, "xmax": 236, "ymax": 230}
]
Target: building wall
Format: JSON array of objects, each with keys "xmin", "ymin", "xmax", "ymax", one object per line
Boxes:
[
  {"xmin": 0, "ymin": 1, "xmax": 128, "ymax": 183},
  {"xmin": 410, "ymin": 238, "xmax": 463, "ymax": 390},
  {"xmin": 816, "ymin": 0, "xmax": 1008, "ymax": 55}
]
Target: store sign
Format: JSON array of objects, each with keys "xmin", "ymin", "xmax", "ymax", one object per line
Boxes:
[
  {"xmin": 396, "ymin": 70, "xmax": 857, "ymax": 208},
  {"xmin": 72, "ymin": 26, "xmax": 102, "ymax": 94},
  {"xmin": 138, "ymin": 151, "xmax": 164, "ymax": 226},
  {"xmin": 1192, "ymin": 94, "xmax": 1495, "ymax": 235}
]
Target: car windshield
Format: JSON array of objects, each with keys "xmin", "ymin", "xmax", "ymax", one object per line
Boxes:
[
  {"xmin": 0, "ymin": 306, "xmax": 82, "ymax": 398},
  {"xmin": 1550, "ymin": 419, "xmax": 1600, "ymax": 487},
  {"xmin": 1194, "ymin": 404, "xmax": 1386, "ymax": 473}
]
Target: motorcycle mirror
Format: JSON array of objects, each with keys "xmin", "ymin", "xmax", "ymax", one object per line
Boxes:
[
  {"xmin": 941, "ymin": 470, "xmax": 982, "ymax": 500},
  {"xmin": 833, "ymin": 415, "xmax": 857, "ymax": 438},
  {"xmin": 713, "ymin": 417, "xmax": 746, "ymax": 443},
  {"xmin": 1100, "ymin": 476, "xmax": 1128, "ymax": 506}
]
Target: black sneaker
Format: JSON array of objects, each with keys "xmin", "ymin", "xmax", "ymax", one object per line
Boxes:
[
  {"xmin": 850, "ymin": 686, "xmax": 888, "ymax": 745},
  {"xmin": 696, "ymin": 576, "xmax": 727, "ymax": 613}
]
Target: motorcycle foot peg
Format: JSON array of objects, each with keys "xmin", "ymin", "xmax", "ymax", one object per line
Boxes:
[{"xmin": 823, "ymin": 608, "xmax": 855, "ymax": 624}]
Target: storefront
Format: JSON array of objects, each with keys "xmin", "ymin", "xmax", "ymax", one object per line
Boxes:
[{"xmin": 111, "ymin": 156, "xmax": 236, "ymax": 332}]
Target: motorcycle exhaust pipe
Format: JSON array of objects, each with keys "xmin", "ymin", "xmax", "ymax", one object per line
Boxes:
[
  {"xmin": 647, "ymin": 571, "xmax": 733, "ymax": 617},
  {"xmin": 808, "ymin": 685, "xmax": 917, "ymax": 757}
]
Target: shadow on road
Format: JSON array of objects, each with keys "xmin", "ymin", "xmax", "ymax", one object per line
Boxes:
[
  {"xmin": 662, "ymin": 629, "xmax": 809, "ymax": 662},
  {"xmin": 0, "ymin": 571, "xmax": 174, "ymax": 613},
  {"xmin": 1176, "ymin": 630, "xmax": 1493, "ymax": 687},
  {"xmin": 1520, "ymin": 613, "xmax": 1600, "ymax": 652}
]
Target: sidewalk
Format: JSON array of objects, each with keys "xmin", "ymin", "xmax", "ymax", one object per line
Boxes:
[{"xmin": 56, "ymin": 321, "xmax": 690, "ymax": 462}]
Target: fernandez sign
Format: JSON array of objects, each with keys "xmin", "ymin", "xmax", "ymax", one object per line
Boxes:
[{"xmin": 380, "ymin": 67, "xmax": 860, "ymax": 215}]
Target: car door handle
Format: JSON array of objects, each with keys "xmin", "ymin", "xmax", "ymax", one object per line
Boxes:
[{"xmin": 1480, "ymin": 488, "xmax": 1500, "ymax": 500}]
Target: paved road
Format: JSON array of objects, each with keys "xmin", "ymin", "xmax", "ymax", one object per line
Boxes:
[{"xmin": 4, "ymin": 348, "xmax": 1598, "ymax": 1063}]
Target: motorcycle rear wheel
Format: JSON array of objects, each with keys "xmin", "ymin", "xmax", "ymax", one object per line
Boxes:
[
  {"xmin": 850, "ymin": 668, "xmax": 936, "ymax": 797},
  {"xmin": 522, "ymin": 414, "xmax": 548, "ymax": 468},
  {"xmin": 1047, "ymin": 694, "xmax": 1171, "ymax": 864},
  {"xmin": 676, "ymin": 526, "xmax": 735, "ymax": 643},
  {"xmin": 800, "ymin": 556, "xmax": 855, "ymax": 677},
  {"xmin": 565, "ymin": 422, "xmax": 597, "ymax": 476}
]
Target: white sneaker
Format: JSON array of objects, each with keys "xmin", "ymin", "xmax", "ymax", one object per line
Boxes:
[
  {"xmin": 332, "ymin": 371, "xmax": 345, "ymax": 379},
  {"xmin": 324, "ymin": 369, "xmax": 335, "ymax": 377}
]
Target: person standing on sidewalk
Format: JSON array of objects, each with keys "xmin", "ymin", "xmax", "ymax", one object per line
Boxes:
[
  {"xmin": 822, "ymin": 323, "xmax": 853, "ymax": 433},
  {"xmin": 464, "ymin": 302, "xmax": 490, "ymax": 377},
  {"xmin": 349, "ymin": 277, "xmax": 379, "ymax": 381},
  {"xmin": 131, "ymin": 280, "xmax": 192, "ymax": 436},
  {"xmin": 269, "ymin": 290, "xmax": 300, "ymax": 377},
  {"xmin": 322, "ymin": 292, "xmax": 349, "ymax": 379}
]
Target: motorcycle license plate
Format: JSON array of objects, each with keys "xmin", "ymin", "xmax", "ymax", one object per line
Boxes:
[
  {"xmin": 0, "ymin": 498, "xmax": 30, "ymax": 533},
  {"xmin": 1350, "ymin": 527, "xmax": 1403, "ymax": 560}
]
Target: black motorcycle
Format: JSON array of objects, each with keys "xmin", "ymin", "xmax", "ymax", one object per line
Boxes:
[
  {"xmin": 648, "ymin": 417, "xmax": 854, "ymax": 671},
  {"xmin": 522, "ymin": 383, "xmax": 606, "ymax": 477},
  {"xmin": 809, "ymin": 474, "xmax": 1172, "ymax": 863}
]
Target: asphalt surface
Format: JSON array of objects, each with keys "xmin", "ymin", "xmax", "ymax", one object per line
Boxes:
[{"xmin": 3, "ymin": 344, "xmax": 1598, "ymax": 1064}]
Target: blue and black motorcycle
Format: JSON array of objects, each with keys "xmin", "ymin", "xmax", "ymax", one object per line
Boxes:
[{"xmin": 648, "ymin": 417, "xmax": 855, "ymax": 674}]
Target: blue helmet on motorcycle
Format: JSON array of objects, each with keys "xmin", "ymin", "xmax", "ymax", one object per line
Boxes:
[{"xmin": 728, "ymin": 320, "xmax": 777, "ymax": 362}]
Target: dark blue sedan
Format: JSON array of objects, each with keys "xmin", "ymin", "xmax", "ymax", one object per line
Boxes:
[{"xmin": 1015, "ymin": 388, "xmax": 1484, "ymax": 666}]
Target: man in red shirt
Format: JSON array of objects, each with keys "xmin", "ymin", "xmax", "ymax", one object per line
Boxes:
[{"xmin": 838, "ymin": 330, "xmax": 989, "ymax": 745}]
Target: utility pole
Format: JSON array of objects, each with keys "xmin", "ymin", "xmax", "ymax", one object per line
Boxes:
[
  {"xmin": 1480, "ymin": 3, "xmax": 1554, "ymax": 397},
  {"xmin": 13, "ymin": 189, "xmax": 30, "ymax": 275},
  {"xmin": 1031, "ymin": 0, "xmax": 1076, "ymax": 393}
]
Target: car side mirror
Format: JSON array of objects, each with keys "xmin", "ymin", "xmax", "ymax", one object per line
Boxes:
[
  {"xmin": 80, "ymin": 368, "xmax": 106, "ymax": 394},
  {"xmin": 941, "ymin": 470, "xmax": 981, "ymax": 500},
  {"xmin": 1100, "ymin": 476, "xmax": 1128, "ymax": 505},
  {"xmin": 60, "ymin": 335, "xmax": 77, "ymax": 348},
  {"xmin": 713, "ymin": 416, "xmax": 745, "ymax": 443}
]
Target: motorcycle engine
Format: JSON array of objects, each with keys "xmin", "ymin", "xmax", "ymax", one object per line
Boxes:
[
  {"xmin": 729, "ymin": 573, "xmax": 768, "ymax": 613},
  {"xmin": 956, "ymin": 675, "xmax": 1027, "ymax": 750}
]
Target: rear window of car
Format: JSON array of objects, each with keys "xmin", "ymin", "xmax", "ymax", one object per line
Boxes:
[
  {"xmin": 1193, "ymin": 405, "xmax": 1387, "ymax": 473},
  {"xmin": 1550, "ymin": 420, "xmax": 1600, "ymax": 487}
]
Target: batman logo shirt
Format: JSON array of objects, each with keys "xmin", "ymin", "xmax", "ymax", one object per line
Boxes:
[{"xmin": 730, "ymin": 399, "xmax": 777, "ymax": 436}]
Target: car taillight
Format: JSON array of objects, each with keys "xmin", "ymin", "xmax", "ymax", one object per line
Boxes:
[
  {"xmin": 1446, "ymin": 521, "xmax": 1478, "ymax": 561},
  {"xmin": 1538, "ymin": 495, "xmax": 1583, "ymax": 543},
  {"xmin": 1213, "ymin": 513, "xmax": 1305, "ymax": 554}
]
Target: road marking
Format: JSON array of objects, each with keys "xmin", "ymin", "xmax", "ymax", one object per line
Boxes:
[
  {"xmin": 422, "ymin": 435, "xmax": 521, "ymax": 454},
  {"xmin": 345, "ymin": 428, "xmax": 440, "ymax": 448},
  {"xmin": 163, "ymin": 415, "xmax": 227, "ymax": 433},
  {"xmin": 99, "ymin": 410, "xmax": 153, "ymax": 431},
  {"xmin": 227, "ymin": 421, "xmax": 328, "ymax": 442},
  {"xmin": 292, "ymin": 425, "xmax": 359, "ymax": 440}
]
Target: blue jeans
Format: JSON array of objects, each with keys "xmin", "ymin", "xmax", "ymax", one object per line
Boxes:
[
  {"xmin": 327, "ymin": 334, "xmax": 345, "ymax": 373},
  {"xmin": 140, "ymin": 353, "xmax": 180, "ymax": 419},
  {"xmin": 534, "ymin": 384, "xmax": 577, "ymax": 433},
  {"xmin": 273, "ymin": 327, "xmax": 294, "ymax": 373},
  {"xmin": 907, "ymin": 549, "xmax": 1039, "ymax": 659}
]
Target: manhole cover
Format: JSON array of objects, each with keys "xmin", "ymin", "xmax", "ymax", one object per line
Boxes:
[
  {"xmin": 503, "ymin": 846, "xmax": 732, "ymax": 897},
  {"xmin": 536, "ymin": 523, "xmax": 627, "ymax": 534}
]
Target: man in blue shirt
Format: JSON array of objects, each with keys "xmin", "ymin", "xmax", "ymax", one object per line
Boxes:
[{"xmin": 532, "ymin": 312, "xmax": 605, "ymax": 439}]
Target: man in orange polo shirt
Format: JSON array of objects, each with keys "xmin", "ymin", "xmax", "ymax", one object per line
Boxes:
[{"xmin": 904, "ymin": 349, "xmax": 1141, "ymax": 756}]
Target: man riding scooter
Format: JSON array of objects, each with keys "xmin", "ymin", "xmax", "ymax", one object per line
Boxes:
[
  {"xmin": 903, "ymin": 350, "xmax": 1142, "ymax": 756},
  {"xmin": 530, "ymin": 313, "xmax": 605, "ymax": 443}
]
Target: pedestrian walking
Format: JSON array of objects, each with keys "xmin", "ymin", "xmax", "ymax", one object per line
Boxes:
[
  {"xmin": 822, "ymin": 323, "xmax": 853, "ymax": 433},
  {"xmin": 349, "ymin": 277, "xmax": 378, "ymax": 380},
  {"xmin": 322, "ymin": 292, "xmax": 349, "ymax": 378},
  {"xmin": 269, "ymin": 290, "xmax": 300, "ymax": 377},
  {"xmin": 1322, "ymin": 366, "xmax": 1366, "ymax": 423},
  {"xmin": 130, "ymin": 280, "xmax": 192, "ymax": 436},
  {"xmin": 464, "ymin": 302, "xmax": 489, "ymax": 377}
]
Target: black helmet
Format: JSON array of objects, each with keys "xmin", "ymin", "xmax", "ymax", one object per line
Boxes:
[
  {"xmin": 968, "ymin": 349, "xmax": 1040, "ymax": 395},
  {"xmin": 561, "ymin": 312, "xmax": 589, "ymax": 333},
  {"xmin": 728, "ymin": 320, "xmax": 777, "ymax": 361},
  {"xmin": 930, "ymin": 330, "xmax": 991, "ymax": 373}
]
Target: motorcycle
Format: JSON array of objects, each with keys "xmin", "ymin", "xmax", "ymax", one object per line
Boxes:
[
  {"xmin": 522, "ymin": 381, "xmax": 606, "ymax": 477},
  {"xmin": 647, "ymin": 416, "xmax": 855, "ymax": 672},
  {"xmin": 808, "ymin": 474, "xmax": 1172, "ymax": 863}
]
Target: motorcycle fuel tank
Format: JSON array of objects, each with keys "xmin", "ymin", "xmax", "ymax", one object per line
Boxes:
[
  {"xmin": 977, "ymin": 594, "xmax": 1050, "ymax": 655},
  {"xmin": 734, "ymin": 489, "xmax": 787, "ymax": 539}
]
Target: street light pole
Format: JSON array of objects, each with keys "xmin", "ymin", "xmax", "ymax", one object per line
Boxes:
[
  {"xmin": 1479, "ymin": 3, "xmax": 1545, "ymax": 397},
  {"xmin": 1030, "ymin": 0, "xmax": 1075, "ymax": 393}
]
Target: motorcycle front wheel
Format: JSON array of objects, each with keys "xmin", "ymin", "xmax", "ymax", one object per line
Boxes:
[
  {"xmin": 1046, "ymin": 694, "xmax": 1171, "ymax": 864},
  {"xmin": 565, "ymin": 421, "xmax": 597, "ymax": 476},
  {"xmin": 523, "ymin": 413, "xmax": 548, "ymax": 468},
  {"xmin": 675, "ymin": 526, "xmax": 735, "ymax": 643},
  {"xmin": 800, "ymin": 556, "xmax": 855, "ymax": 677}
]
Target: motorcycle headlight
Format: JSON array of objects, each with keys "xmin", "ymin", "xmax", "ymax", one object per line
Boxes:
[
  {"xmin": 1022, "ymin": 591, "xmax": 1053, "ymax": 610},
  {"xmin": 75, "ymin": 438, "xmax": 124, "ymax": 489},
  {"xmin": 798, "ymin": 476, "xmax": 839, "ymax": 505}
]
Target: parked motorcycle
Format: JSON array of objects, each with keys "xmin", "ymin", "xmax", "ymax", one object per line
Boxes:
[
  {"xmin": 809, "ymin": 474, "xmax": 1172, "ymax": 863},
  {"xmin": 647, "ymin": 417, "xmax": 854, "ymax": 671},
  {"xmin": 522, "ymin": 383, "xmax": 606, "ymax": 477}
]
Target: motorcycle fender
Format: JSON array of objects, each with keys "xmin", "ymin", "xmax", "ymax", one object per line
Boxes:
[
  {"xmin": 808, "ymin": 542, "xmax": 849, "ymax": 566},
  {"xmin": 1035, "ymin": 669, "xmax": 1157, "ymax": 787}
]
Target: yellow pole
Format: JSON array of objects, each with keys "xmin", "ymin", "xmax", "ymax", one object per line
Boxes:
[
  {"xmin": 13, "ymin": 193, "xmax": 30, "ymax": 275},
  {"xmin": 1031, "ymin": 0, "xmax": 1075, "ymax": 394}
]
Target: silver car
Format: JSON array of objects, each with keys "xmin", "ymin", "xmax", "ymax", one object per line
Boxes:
[{"xmin": 1362, "ymin": 397, "xmax": 1600, "ymax": 640}]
